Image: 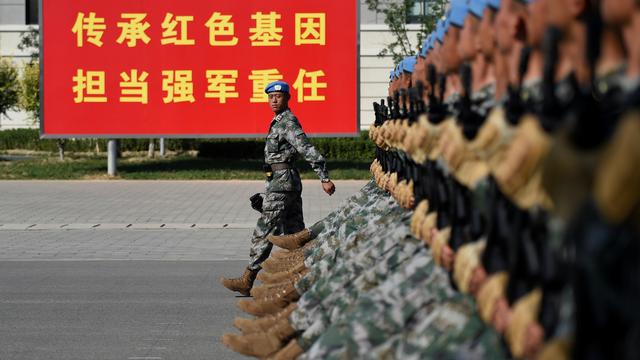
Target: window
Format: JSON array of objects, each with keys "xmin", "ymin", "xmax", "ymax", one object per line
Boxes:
[
  {"xmin": 408, "ymin": 0, "xmax": 445, "ymax": 24},
  {"xmin": 407, "ymin": 0, "xmax": 428, "ymax": 23},
  {"xmin": 26, "ymin": 0, "xmax": 39, "ymax": 25}
]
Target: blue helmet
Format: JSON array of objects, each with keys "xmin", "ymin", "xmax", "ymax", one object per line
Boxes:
[
  {"xmin": 420, "ymin": 35, "xmax": 431, "ymax": 57},
  {"xmin": 436, "ymin": 19, "xmax": 446, "ymax": 43},
  {"xmin": 468, "ymin": 0, "xmax": 488, "ymax": 18},
  {"xmin": 486, "ymin": 0, "xmax": 501, "ymax": 10},
  {"xmin": 402, "ymin": 56, "xmax": 417, "ymax": 74},
  {"xmin": 449, "ymin": 0, "xmax": 469, "ymax": 28},
  {"xmin": 264, "ymin": 81, "xmax": 290, "ymax": 94},
  {"xmin": 394, "ymin": 64, "xmax": 401, "ymax": 79}
]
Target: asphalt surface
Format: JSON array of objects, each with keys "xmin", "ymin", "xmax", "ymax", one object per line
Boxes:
[
  {"xmin": 0, "ymin": 180, "xmax": 369, "ymax": 360},
  {"xmin": 0, "ymin": 260, "xmax": 249, "ymax": 360}
]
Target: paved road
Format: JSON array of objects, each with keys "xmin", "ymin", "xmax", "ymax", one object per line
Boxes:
[
  {"xmin": 0, "ymin": 261, "xmax": 247, "ymax": 360},
  {"xmin": 0, "ymin": 180, "xmax": 368, "ymax": 359},
  {"xmin": 0, "ymin": 180, "xmax": 367, "ymax": 261}
]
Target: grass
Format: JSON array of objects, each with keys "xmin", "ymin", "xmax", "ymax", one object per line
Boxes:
[{"xmin": 0, "ymin": 152, "xmax": 373, "ymax": 180}]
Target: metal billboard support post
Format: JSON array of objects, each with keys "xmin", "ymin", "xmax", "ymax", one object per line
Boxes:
[
  {"xmin": 160, "ymin": 138, "xmax": 166, "ymax": 157},
  {"xmin": 107, "ymin": 140, "xmax": 118, "ymax": 177}
]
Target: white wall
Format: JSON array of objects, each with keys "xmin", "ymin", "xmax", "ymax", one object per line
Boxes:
[
  {"xmin": 0, "ymin": 24, "xmax": 33, "ymax": 130},
  {"xmin": 359, "ymin": 24, "xmax": 421, "ymax": 130}
]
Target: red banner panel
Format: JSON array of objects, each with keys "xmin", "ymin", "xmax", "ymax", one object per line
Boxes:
[{"xmin": 40, "ymin": 0, "xmax": 359, "ymax": 138}]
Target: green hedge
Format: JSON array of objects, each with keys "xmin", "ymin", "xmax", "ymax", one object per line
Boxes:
[
  {"xmin": 0, "ymin": 128, "xmax": 374, "ymax": 161},
  {"xmin": 0, "ymin": 129, "xmax": 198, "ymax": 153}
]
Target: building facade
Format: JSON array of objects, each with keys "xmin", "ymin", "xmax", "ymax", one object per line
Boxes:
[{"xmin": 0, "ymin": 1, "xmax": 421, "ymax": 132}]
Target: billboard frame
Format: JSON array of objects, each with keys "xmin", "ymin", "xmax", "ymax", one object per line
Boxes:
[{"xmin": 38, "ymin": 0, "xmax": 361, "ymax": 139}]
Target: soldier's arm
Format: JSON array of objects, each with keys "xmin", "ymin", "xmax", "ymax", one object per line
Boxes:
[{"xmin": 283, "ymin": 120, "xmax": 330, "ymax": 181}]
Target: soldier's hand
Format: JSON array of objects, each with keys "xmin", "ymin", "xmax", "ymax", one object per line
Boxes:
[{"xmin": 322, "ymin": 181, "xmax": 336, "ymax": 196}]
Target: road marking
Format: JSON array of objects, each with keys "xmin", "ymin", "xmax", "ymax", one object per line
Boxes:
[
  {"xmin": 143, "ymin": 339, "xmax": 175, "ymax": 341},
  {"xmin": 0, "ymin": 223, "xmax": 255, "ymax": 230}
]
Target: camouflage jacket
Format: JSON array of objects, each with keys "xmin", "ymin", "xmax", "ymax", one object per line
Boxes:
[{"xmin": 264, "ymin": 109, "xmax": 329, "ymax": 193}]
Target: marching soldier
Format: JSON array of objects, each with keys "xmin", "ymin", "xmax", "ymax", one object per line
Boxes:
[{"xmin": 220, "ymin": 81, "xmax": 336, "ymax": 296}]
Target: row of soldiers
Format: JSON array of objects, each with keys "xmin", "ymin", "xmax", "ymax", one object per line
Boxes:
[{"xmin": 221, "ymin": 0, "xmax": 639, "ymax": 358}]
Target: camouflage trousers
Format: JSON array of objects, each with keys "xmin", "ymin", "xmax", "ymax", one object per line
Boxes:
[
  {"xmin": 302, "ymin": 243, "xmax": 506, "ymax": 360},
  {"xmin": 248, "ymin": 191, "xmax": 305, "ymax": 271},
  {"xmin": 287, "ymin": 184, "xmax": 505, "ymax": 359},
  {"xmin": 292, "ymin": 210, "xmax": 416, "ymax": 346},
  {"xmin": 290, "ymin": 201, "xmax": 415, "ymax": 345},
  {"xmin": 296, "ymin": 186, "xmax": 398, "ymax": 294},
  {"xmin": 293, "ymin": 189, "xmax": 400, "ymax": 298},
  {"xmin": 295, "ymin": 233, "xmax": 424, "ymax": 351}
]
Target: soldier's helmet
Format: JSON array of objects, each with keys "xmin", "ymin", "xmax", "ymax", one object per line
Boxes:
[{"xmin": 265, "ymin": 81, "xmax": 290, "ymax": 94}]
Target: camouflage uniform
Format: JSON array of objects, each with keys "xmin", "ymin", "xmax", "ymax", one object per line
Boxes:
[
  {"xmin": 297, "ymin": 86, "xmax": 506, "ymax": 359},
  {"xmin": 248, "ymin": 109, "xmax": 330, "ymax": 271},
  {"xmin": 291, "ymin": 196, "xmax": 419, "ymax": 350},
  {"xmin": 301, "ymin": 223, "xmax": 505, "ymax": 360}
]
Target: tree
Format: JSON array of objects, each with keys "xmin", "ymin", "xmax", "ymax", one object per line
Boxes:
[
  {"xmin": 20, "ymin": 62, "xmax": 39, "ymax": 125},
  {"xmin": 365, "ymin": 0, "xmax": 448, "ymax": 63},
  {"xmin": 18, "ymin": 27, "xmax": 67, "ymax": 160},
  {"xmin": 18, "ymin": 26, "xmax": 40, "ymax": 124},
  {"xmin": 17, "ymin": 26, "xmax": 40, "ymax": 63},
  {"xmin": 0, "ymin": 57, "xmax": 20, "ymax": 126}
]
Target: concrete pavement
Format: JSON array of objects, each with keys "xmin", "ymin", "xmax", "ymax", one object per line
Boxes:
[{"xmin": 0, "ymin": 180, "xmax": 367, "ymax": 261}]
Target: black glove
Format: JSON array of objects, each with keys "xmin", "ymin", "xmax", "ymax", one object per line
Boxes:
[{"xmin": 250, "ymin": 193, "xmax": 263, "ymax": 213}]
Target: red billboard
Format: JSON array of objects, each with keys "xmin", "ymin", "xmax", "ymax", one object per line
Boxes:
[{"xmin": 40, "ymin": 0, "xmax": 359, "ymax": 138}]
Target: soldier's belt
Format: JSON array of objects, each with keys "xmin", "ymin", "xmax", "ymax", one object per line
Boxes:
[{"xmin": 270, "ymin": 163, "xmax": 293, "ymax": 172}]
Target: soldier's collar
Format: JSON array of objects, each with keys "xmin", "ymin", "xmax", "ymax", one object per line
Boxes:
[
  {"xmin": 521, "ymin": 78, "xmax": 543, "ymax": 106},
  {"xmin": 471, "ymin": 83, "xmax": 496, "ymax": 102},
  {"xmin": 620, "ymin": 76, "xmax": 640, "ymax": 95},
  {"xmin": 594, "ymin": 64, "xmax": 627, "ymax": 97},
  {"xmin": 272, "ymin": 108, "xmax": 291, "ymax": 122}
]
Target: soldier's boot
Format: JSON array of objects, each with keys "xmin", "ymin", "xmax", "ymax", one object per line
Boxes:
[
  {"xmin": 253, "ymin": 272, "xmax": 308, "ymax": 299},
  {"xmin": 257, "ymin": 262, "xmax": 307, "ymax": 284},
  {"xmin": 234, "ymin": 303, "xmax": 298, "ymax": 334},
  {"xmin": 267, "ymin": 229, "xmax": 312, "ymax": 251},
  {"xmin": 220, "ymin": 267, "xmax": 259, "ymax": 297},
  {"xmin": 262, "ymin": 252, "xmax": 304, "ymax": 273},
  {"xmin": 268, "ymin": 339, "xmax": 305, "ymax": 360},
  {"xmin": 262, "ymin": 267, "xmax": 308, "ymax": 287},
  {"xmin": 262, "ymin": 254, "xmax": 305, "ymax": 274},
  {"xmin": 251, "ymin": 280, "xmax": 288, "ymax": 299},
  {"xmin": 251, "ymin": 276, "xmax": 298, "ymax": 298},
  {"xmin": 270, "ymin": 241, "xmax": 315, "ymax": 260},
  {"xmin": 271, "ymin": 248, "xmax": 293, "ymax": 259},
  {"xmin": 221, "ymin": 332, "xmax": 280, "ymax": 358},
  {"xmin": 237, "ymin": 284, "xmax": 300, "ymax": 317},
  {"xmin": 251, "ymin": 271, "xmax": 305, "ymax": 298},
  {"xmin": 222, "ymin": 317, "xmax": 297, "ymax": 357},
  {"xmin": 246, "ymin": 280, "xmax": 297, "ymax": 303}
]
